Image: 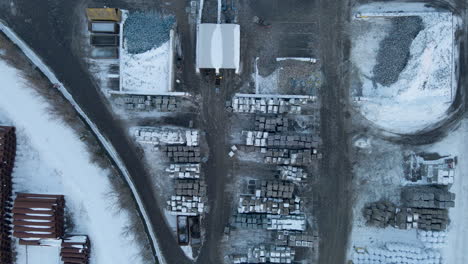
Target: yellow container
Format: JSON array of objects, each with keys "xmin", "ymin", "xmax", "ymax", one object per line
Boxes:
[{"xmin": 86, "ymin": 8, "xmax": 122, "ymax": 22}]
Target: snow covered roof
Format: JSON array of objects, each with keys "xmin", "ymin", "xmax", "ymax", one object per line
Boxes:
[{"xmin": 196, "ymin": 23, "xmax": 240, "ymax": 72}]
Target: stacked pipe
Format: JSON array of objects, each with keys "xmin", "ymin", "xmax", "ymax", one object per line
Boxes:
[
  {"xmin": 61, "ymin": 235, "xmax": 91, "ymax": 264},
  {"xmin": 12, "ymin": 193, "xmax": 65, "ymax": 244},
  {"xmin": 0, "ymin": 126, "xmax": 16, "ymax": 264}
]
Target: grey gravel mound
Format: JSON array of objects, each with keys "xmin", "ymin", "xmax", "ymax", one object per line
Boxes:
[
  {"xmin": 373, "ymin": 16, "xmax": 423, "ymax": 87},
  {"xmin": 124, "ymin": 12, "xmax": 175, "ymax": 54}
]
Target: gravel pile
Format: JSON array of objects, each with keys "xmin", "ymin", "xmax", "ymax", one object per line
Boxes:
[
  {"xmin": 124, "ymin": 12, "xmax": 175, "ymax": 54},
  {"xmin": 373, "ymin": 16, "xmax": 423, "ymax": 86}
]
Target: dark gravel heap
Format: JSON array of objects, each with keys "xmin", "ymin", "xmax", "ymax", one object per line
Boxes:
[
  {"xmin": 124, "ymin": 12, "xmax": 175, "ymax": 54},
  {"xmin": 373, "ymin": 16, "xmax": 423, "ymax": 86}
]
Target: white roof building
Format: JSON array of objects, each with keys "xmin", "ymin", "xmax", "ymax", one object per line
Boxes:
[{"xmin": 196, "ymin": 23, "xmax": 240, "ymax": 73}]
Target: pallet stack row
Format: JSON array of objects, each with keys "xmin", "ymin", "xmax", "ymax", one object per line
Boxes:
[
  {"xmin": 12, "ymin": 193, "xmax": 65, "ymax": 244},
  {"xmin": 61, "ymin": 235, "xmax": 91, "ymax": 264},
  {"xmin": 0, "ymin": 126, "xmax": 15, "ymax": 264}
]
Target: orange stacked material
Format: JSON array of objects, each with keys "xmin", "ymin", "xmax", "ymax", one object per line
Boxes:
[
  {"xmin": 12, "ymin": 193, "xmax": 65, "ymax": 245},
  {"xmin": 61, "ymin": 235, "xmax": 91, "ymax": 264},
  {"xmin": 0, "ymin": 126, "xmax": 16, "ymax": 264}
]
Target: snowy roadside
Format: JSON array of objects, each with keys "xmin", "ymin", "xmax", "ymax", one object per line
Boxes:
[
  {"xmin": 0, "ymin": 23, "xmax": 164, "ymax": 263},
  {"xmin": 0, "ymin": 59, "xmax": 145, "ymax": 263}
]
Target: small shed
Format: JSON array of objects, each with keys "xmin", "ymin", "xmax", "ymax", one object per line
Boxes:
[{"xmin": 196, "ymin": 23, "xmax": 240, "ymax": 73}]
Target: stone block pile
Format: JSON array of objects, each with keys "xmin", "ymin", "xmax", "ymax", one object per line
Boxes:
[
  {"xmin": 255, "ymin": 116, "xmax": 290, "ymax": 132},
  {"xmin": 117, "ymin": 95, "xmax": 180, "ymax": 112},
  {"xmin": 264, "ymin": 149, "xmax": 314, "ymax": 165},
  {"xmin": 166, "ymin": 163, "xmax": 201, "ymax": 179},
  {"xmin": 231, "ymin": 214, "xmax": 269, "ymax": 229},
  {"xmin": 278, "ymin": 166, "xmax": 307, "ymax": 182},
  {"xmin": 267, "ymin": 215, "xmax": 306, "ymax": 231},
  {"xmin": 159, "ymin": 146, "xmax": 202, "ymax": 163},
  {"xmin": 363, "ymin": 201, "xmax": 397, "ymax": 228},
  {"xmin": 244, "ymin": 131, "xmax": 318, "ymax": 150},
  {"xmin": 237, "ymin": 196, "xmax": 302, "ymax": 215},
  {"xmin": 174, "ymin": 179, "xmax": 206, "ymax": 196},
  {"xmin": 167, "ymin": 195, "xmax": 204, "ymax": 216},
  {"xmin": 232, "ymin": 245, "xmax": 296, "ymax": 264},
  {"xmin": 401, "ymin": 187, "xmax": 455, "ymax": 209},
  {"xmin": 275, "ymin": 231, "xmax": 317, "ymax": 248},
  {"xmin": 256, "ymin": 181, "xmax": 294, "ymax": 199},
  {"xmin": 229, "ymin": 96, "xmax": 310, "ymax": 114},
  {"xmin": 132, "ymin": 127, "xmax": 198, "ymax": 146}
]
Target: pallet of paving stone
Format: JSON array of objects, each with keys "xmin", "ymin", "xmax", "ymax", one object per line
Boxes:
[
  {"xmin": 174, "ymin": 179, "xmax": 207, "ymax": 197},
  {"xmin": 160, "ymin": 145, "xmax": 202, "ymax": 163},
  {"xmin": 401, "ymin": 186, "xmax": 455, "ymax": 209},
  {"xmin": 255, "ymin": 116, "xmax": 290, "ymax": 132}
]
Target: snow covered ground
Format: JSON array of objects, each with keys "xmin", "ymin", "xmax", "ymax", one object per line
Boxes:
[
  {"xmin": 121, "ymin": 41, "xmax": 171, "ymax": 94},
  {"xmin": 347, "ymin": 120, "xmax": 468, "ymax": 263},
  {"xmin": 351, "ymin": 4, "xmax": 456, "ymax": 134},
  {"xmin": 0, "ymin": 60, "xmax": 146, "ymax": 263}
]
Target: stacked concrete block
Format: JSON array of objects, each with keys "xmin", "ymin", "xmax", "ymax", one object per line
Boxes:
[
  {"xmin": 166, "ymin": 195, "xmax": 204, "ymax": 216},
  {"xmin": 264, "ymin": 149, "xmax": 314, "ymax": 165},
  {"xmin": 160, "ymin": 146, "xmax": 202, "ymax": 163},
  {"xmin": 275, "ymin": 231, "xmax": 316, "ymax": 248},
  {"xmin": 401, "ymin": 187, "xmax": 455, "ymax": 209},
  {"xmin": 394, "ymin": 208, "xmax": 420, "ymax": 230},
  {"xmin": 278, "ymin": 166, "xmax": 307, "ymax": 182},
  {"xmin": 352, "ymin": 243, "xmax": 441, "ymax": 264},
  {"xmin": 174, "ymin": 179, "xmax": 206, "ymax": 197},
  {"xmin": 118, "ymin": 95, "xmax": 179, "ymax": 112},
  {"xmin": 245, "ymin": 131, "xmax": 317, "ymax": 150},
  {"xmin": 0, "ymin": 126, "xmax": 15, "ymax": 264},
  {"xmin": 230, "ymin": 96, "xmax": 310, "ymax": 114},
  {"xmin": 233, "ymin": 245, "xmax": 296, "ymax": 264},
  {"xmin": 255, "ymin": 116, "xmax": 289, "ymax": 132},
  {"xmin": 417, "ymin": 230, "xmax": 448, "ymax": 248},
  {"xmin": 61, "ymin": 235, "xmax": 91, "ymax": 264},
  {"xmin": 412, "ymin": 208, "xmax": 448, "ymax": 231},
  {"xmin": 166, "ymin": 163, "xmax": 201, "ymax": 179},
  {"xmin": 132, "ymin": 127, "xmax": 189, "ymax": 145},
  {"xmin": 363, "ymin": 201, "xmax": 397, "ymax": 228},
  {"xmin": 231, "ymin": 214, "xmax": 269, "ymax": 229},
  {"xmin": 237, "ymin": 196, "xmax": 301, "ymax": 215},
  {"xmin": 256, "ymin": 181, "xmax": 294, "ymax": 199},
  {"xmin": 267, "ymin": 215, "xmax": 306, "ymax": 231}
]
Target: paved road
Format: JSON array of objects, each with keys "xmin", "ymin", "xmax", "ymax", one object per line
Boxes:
[{"xmin": 0, "ymin": 1, "xmax": 192, "ymax": 263}]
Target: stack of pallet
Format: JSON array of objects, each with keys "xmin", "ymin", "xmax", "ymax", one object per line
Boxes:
[
  {"xmin": 411, "ymin": 208, "xmax": 449, "ymax": 231},
  {"xmin": 275, "ymin": 231, "xmax": 316, "ymax": 248},
  {"xmin": 402, "ymin": 187, "xmax": 455, "ymax": 209},
  {"xmin": 256, "ymin": 181, "xmax": 294, "ymax": 199},
  {"xmin": 166, "ymin": 164, "xmax": 201, "ymax": 179},
  {"xmin": 12, "ymin": 193, "xmax": 65, "ymax": 245},
  {"xmin": 174, "ymin": 179, "xmax": 207, "ymax": 197},
  {"xmin": 61, "ymin": 235, "xmax": 91, "ymax": 264},
  {"xmin": 231, "ymin": 214, "xmax": 269, "ymax": 229},
  {"xmin": 245, "ymin": 131, "xmax": 318, "ymax": 150},
  {"xmin": 167, "ymin": 195, "xmax": 204, "ymax": 215},
  {"xmin": 255, "ymin": 116, "xmax": 289, "ymax": 132},
  {"xmin": 0, "ymin": 126, "xmax": 15, "ymax": 264},
  {"xmin": 264, "ymin": 149, "xmax": 314, "ymax": 165},
  {"xmin": 160, "ymin": 146, "xmax": 202, "ymax": 163},
  {"xmin": 230, "ymin": 96, "xmax": 309, "ymax": 114},
  {"xmin": 363, "ymin": 201, "xmax": 397, "ymax": 228},
  {"xmin": 278, "ymin": 166, "xmax": 307, "ymax": 182},
  {"xmin": 118, "ymin": 95, "xmax": 179, "ymax": 112},
  {"xmin": 267, "ymin": 215, "xmax": 306, "ymax": 231},
  {"xmin": 237, "ymin": 196, "xmax": 301, "ymax": 215}
]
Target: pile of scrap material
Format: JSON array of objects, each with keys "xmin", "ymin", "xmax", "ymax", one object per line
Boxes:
[
  {"xmin": 277, "ymin": 166, "xmax": 307, "ymax": 182},
  {"xmin": 401, "ymin": 186, "xmax": 455, "ymax": 209},
  {"xmin": 0, "ymin": 126, "xmax": 16, "ymax": 264},
  {"xmin": 255, "ymin": 116, "xmax": 290, "ymax": 132},
  {"xmin": 12, "ymin": 193, "xmax": 65, "ymax": 244},
  {"xmin": 61, "ymin": 235, "xmax": 91, "ymax": 264},
  {"xmin": 229, "ymin": 96, "xmax": 311, "ymax": 114}
]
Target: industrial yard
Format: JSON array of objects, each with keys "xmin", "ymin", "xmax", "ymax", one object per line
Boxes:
[{"xmin": 0, "ymin": 0, "xmax": 468, "ymax": 264}]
